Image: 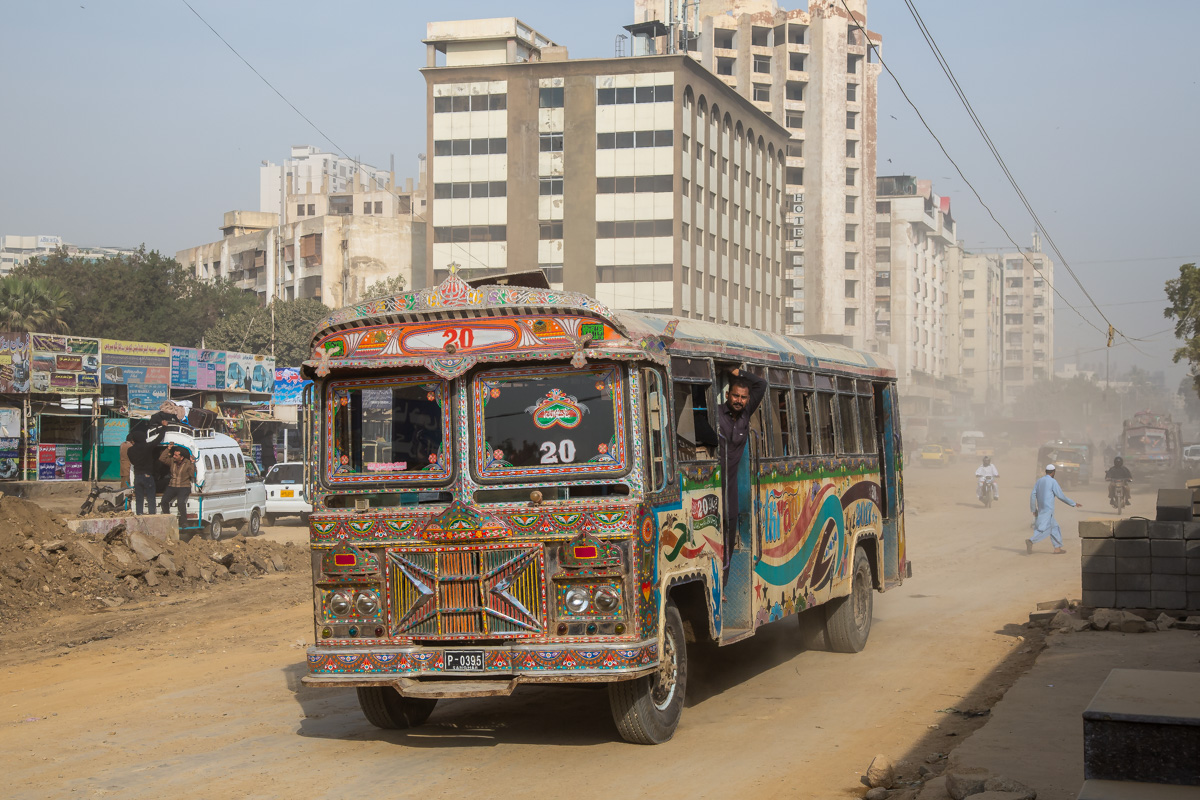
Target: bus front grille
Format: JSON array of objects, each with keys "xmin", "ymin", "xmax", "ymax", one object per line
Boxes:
[{"xmin": 387, "ymin": 545, "xmax": 546, "ymax": 639}]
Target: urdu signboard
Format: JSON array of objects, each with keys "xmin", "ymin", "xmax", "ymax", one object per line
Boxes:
[{"xmin": 28, "ymin": 334, "xmax": 100, "ymax": 394}]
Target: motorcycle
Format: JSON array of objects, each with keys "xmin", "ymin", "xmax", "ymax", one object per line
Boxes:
[
  {"xmin": 1109, "ymin": 478, "xmax": 1131, "ymax": 515},
  {"xmin": 978, "ymin": 475, "xmax": 995, "ymax": 508}
]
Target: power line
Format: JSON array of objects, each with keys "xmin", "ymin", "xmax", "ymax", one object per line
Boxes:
[
  {"xmin": 176, "ymin": 0, "xmax": 496, "ymax": 280},
  {"xmin": 899, "ymin": 0, "xmax": 1141, "ymax": 354}
]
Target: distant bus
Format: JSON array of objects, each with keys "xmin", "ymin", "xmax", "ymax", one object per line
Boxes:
[{"xmin": 299, "ymin": 272, "xmax": 910, "ymax": 744}]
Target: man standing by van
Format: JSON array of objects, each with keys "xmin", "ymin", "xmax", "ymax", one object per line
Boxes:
[
  {"xmin": 128, "ymin": 424, "xmax": 166, "ymax": 515},
  {"xmin": 160, "ymin": 445, "xmax": 196, "ymax": 525}
]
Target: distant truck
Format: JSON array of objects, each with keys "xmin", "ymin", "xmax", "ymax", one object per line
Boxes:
[{"xmin": 1121, "ymin": 410, "xmax": 1182, "ymax": 478}]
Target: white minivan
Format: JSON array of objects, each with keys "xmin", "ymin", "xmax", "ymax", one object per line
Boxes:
[
  {"xmin": 264, "ymin": 462, "xmax": 312, "ymax": 524},
  {"xmin": 152, "ymin": 427, "xmax": 268, "ymax": 540}
]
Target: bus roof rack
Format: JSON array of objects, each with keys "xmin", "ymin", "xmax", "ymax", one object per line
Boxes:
[{"xmin": 164, "ymin": 423, "xmax": 217, "ymax": 438}]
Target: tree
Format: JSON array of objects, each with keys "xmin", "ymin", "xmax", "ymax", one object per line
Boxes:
[
  {"xmin": 15, "ymin": 246, "xmax": 256, "ymax": 346},
  {"xmin": 202, "ymin": 298, "xmax": 330, "ymax": 366},
  {"xmin": 361, "ymin": 274, "xmax": 407, "ymax": 301},
  {"xmin": 1164, "ymin": 262, "xmax": 1200, "ymax": 394},
  {"xmin": 0, "ymin": 276, "xmax": 72, "ymax": 333}
]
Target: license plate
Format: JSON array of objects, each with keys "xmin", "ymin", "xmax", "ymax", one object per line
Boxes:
[
  {"xmin": 444, "ymin": 650, "xmax": 485, "ymax": 671},
  {"xmin": 280, "ymin": 490, "xmax": 294, "ymax": 497}
]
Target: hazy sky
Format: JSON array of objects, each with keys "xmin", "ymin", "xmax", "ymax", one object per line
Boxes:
[{"xmin": 2, "ymin": 1, "xmax": 1197, "ymax": 380}]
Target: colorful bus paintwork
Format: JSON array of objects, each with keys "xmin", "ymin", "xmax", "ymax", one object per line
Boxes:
[{"xmin": 299, "ymin": 272, "xmax": 908, "ymax": 743}]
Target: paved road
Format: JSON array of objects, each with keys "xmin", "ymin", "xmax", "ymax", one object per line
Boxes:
[{"xmin": 3, "ymin": 456, "xmax": 1142, "ymax": 798}]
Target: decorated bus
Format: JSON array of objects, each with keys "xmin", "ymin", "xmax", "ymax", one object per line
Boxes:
[{"xmin": 300, "ymin": 271, "xmax": 908, "ymax": 744}]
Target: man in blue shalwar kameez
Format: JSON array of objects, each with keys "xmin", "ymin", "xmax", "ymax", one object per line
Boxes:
[{"xmin": 1027, "ymin": 463, "xmax": 1082, "ymax": 554}]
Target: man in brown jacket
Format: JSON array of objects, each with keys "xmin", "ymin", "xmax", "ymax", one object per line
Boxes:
[{"xmin": 159, "ymin": 445, "xmax": 196, "ymax": 525}]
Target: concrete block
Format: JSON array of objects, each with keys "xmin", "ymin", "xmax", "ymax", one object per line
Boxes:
[
  {"xmin": 1114, "ymin": 518, "xmax": 1148, "ymax": 538},
  {"xmin": 1149, "ymin": 521, "xmax": 1185, "ymax": 539},
  {"xmin": 1154, "ymin": 591, "xmax": 1188, "ymax": 611},
  {"xmin": 1114, "ymin": 539, "xmax": 1150, "ymax": 558},
  {"xmin": 1084, "ymin": 669, "xmax": 1200, "ymax": 785},
  {"xmin": 1152, "ymin": 573, "xmax": 1187, "ymax": 592},
  {"xmin": 1083, "ymin": 572, "xmax": 1116, "ymax": 591},
  {"xmin": 64, "ymin": 514, "xmax": 179, "ymax": 543},
  {"xmin": 1187, "ymin": 539, "xmax": 1200, "ymax": 557},
  {"xmin": 1115, "ymin": 591, "xmax": 1152, "ymax": 608},
  {"xmin": 1185, "ymin": 522, "xmax": 1200, "ymax": 540},
  {"xmin": 1154, "ymin": 557, "xmax": 1188, "ymax": 575},
  {"xmin": 1082, "ymin": 538, "xmax": 1116, "ymax": 557},
  {"xmin": 1188, "ymin": 559, "xmax": 1200, "ymax": 576},
  {"xmin": 1116, "ymin": 573, "xmax": 1151, "ymax": 591},
  {"xmin": 1114, "ymin": 557, "xmax": 1151, "ymax": 574},
  {"xmin": 1080, "ymin": 519, "xmax": 1116, "ymax": 539},
  {"xmin": 1188, "ymin": 575, "xmax": 1200, "ymax": 592},
  {"xmin": 1083, "ymin": 590, "xmax": 1116, "ymax": 608},
  {"xmin": 1190, "ymin": 593, "xmax": 1200, "ymax": 611},
  {"xmin": 1152, "ymin": 539, "xmax": 1187, "ymax": 558},
  {"xmin": 1082, "ymin": 555, "xmax": 1115, "ymax": 574}
]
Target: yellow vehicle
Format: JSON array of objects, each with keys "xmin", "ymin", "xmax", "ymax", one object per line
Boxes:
[{"xmin": 919, "ymin": 444, "xmax": 954, "ymax": 467}]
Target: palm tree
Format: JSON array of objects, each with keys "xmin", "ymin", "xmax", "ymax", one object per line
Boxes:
[{"xmin": 0, "ymin": 276, "xmax": 72, "ymax": 333}]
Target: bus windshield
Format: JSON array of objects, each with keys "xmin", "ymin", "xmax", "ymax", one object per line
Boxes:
[
  {"xmin": 325, "ymin": 377, "xmax": 451, "ymax": 483},
  {"xmin": 471, "ymin": 364, "xmax": 628, "ymax": 480}
]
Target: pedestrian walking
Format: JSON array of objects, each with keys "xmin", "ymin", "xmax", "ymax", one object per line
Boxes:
[{"xmin": 1027, "ymin": 463, "xmax": 1081, "ymax": 554}]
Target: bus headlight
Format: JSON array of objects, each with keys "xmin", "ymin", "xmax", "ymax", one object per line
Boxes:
[
  {"xmin": 594, "ymin": 588, "xmax": 620, "ymax": 614},
  {"xmin": 355, "ymin": 590, "xmax": 379, "ymax": 616},
  {"xmin": 329, "ymin": 590, "xmax": 352, "ymax": 617},
  {"xmin": 565, "ymin": 588, "xmax": 590, "ymax": 614}
]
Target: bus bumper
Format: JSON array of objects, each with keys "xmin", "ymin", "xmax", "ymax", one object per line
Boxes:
[{"xmin": 302, "ymin": 638, "xmax": 659, "ymax": 693}]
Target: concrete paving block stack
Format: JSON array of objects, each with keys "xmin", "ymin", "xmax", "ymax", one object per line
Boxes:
[{"xmin": 1078, "ymin": 518, "xmax": 1200, "ymax": 611}]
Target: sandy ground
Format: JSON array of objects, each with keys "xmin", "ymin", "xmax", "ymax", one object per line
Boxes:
[{"xmin": 0, "ymin": 455, "xmax": 1178, "ymax": 799}]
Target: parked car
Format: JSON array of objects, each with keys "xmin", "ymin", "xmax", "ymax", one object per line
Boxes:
[
  {"xmin": 1183, "ymin": 445, "xmax": 1200, "ymax": 473},
  {"xmin": 919, "ymin": 444, "xmax": 954, "ymax": 467},
  {"xmin": 145, "ymin": 427, "xmax": 268, "ymax": 540},
  {"xmin": 264, "ymin": 462, "xmax": 311, "ymax": 524}
]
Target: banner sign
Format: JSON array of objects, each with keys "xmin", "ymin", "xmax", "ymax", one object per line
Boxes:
[
  {"xmin": 171, "ymin": 347, "xmax": 226, "ymax": 390},
  {"xmin": 29, "ymin": 334, "xmax": 100, "ymax": 394},
  {"xmin": 100, "ymin": 339, "xmax": 171, "ymax": 385},
  {"xmin": 273, "ymin": 367, "xmax": 311, "ymax": 405},
  {"xmin": 0, "ymin": 333, "xmax": 30, "ymax": 393},
  {"xmin": 129, "ymin": 383, "xmax": 170, "ymax": 414}
]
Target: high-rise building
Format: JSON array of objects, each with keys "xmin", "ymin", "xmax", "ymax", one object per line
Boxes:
[
  {"xmin": 958, "ymin": 252, "xmax": 1003, "ymax": 413},
  {"xmin": 874, "ymin": 176, "xmax": 957, "ymax": 417},
  {"xmin": 631, "ymin": 0, "xmax": 881, "ymax": 349},
  {"xmin": 422, "ymin": 17, "xmax": 790, "ymax": 330},
  {"xmin": 260, "ymin": 146, "xmax": 398, "ymax": 217},
  {"xmin": 997, "ymin": 235, "xmax": 1055, "ymax": 401}
]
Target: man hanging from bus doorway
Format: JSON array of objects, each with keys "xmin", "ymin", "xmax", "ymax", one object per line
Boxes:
[{"xmin": 717, "ymin": 366, "xmax": 766, "ymax": 584}]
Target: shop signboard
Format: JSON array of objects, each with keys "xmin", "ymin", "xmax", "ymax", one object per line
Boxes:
[
  {"xmin": 37, "ymin": 443, "xmax": 57, "ymax": 480},
  {"xmin": 251, "ymin": 354, "xmax": 275, "ymax": 393},
  {"xmin": 273, "ymin": 367, "xmax": 310, "ymax": 405},
  {"xmin": 100, "ymin": 339, "xmax": 171, "ymax": 385},
  {"xmin": 0, "ymin": 333, "xmax": 30, "ymax": 393},
  {"xmin": 29, "ymin": 334, "xmax": 101, "ymax": 394},
  {"xmin": 129, "ymin": 384, "xmax": 170, "ymax": 414},
  {"xmin": 0, "ymin": 437, "xmax": 19, "ymax": 480},
  {"xmin": 171, "ymin": 347, "xmax": 226, "ymax": 390},
  {"xmin": 224, "ymin": 352, "xmax": 255, "ymax": 392}
]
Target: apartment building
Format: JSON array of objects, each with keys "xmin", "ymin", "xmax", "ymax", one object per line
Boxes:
[
  {"xmin": 0, "ymin": 235, "xmax": 138, "ymax": 275},
  {"xmin": 259, "ymin": 145, "xmax": 397, "ymax": 217},
  {"xmin": 631, "ymin": 0, "xmax": 881, "ymax": 349},
  {"xmin": 958, "ymin": 252, "xmax": 1003, "ymax": 412},
  {"xmin": 997, "ymin": 236, "xmax": 1055, "ymax": 400},
  {"xmin": 179, "ymin": 152, "xmax": 426, "ymax": 306},
  {"xmin": 874, "ymin": 176, "xmax": 957, "ymax": 417},
  {"xmin": 422, "ymin": 17, "xmax": 790, "ymax": 330}
]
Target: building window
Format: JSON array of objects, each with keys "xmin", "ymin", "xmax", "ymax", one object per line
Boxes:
[
  {"xmin": 875, "ymin": 271, "xmax": 890, "ymax": 287},
  {"xmin": 374, "ymin": 201, "xmax": 383, "ymax": 214},
  {"xmin": 433, "ymin": 137, "xmax": 507, "ymax": 156},
  {"xmin": 596, "ymin": 175, "xmax": 673, "ymax": 193},
  {"xmin": 785, "ymin": 82, "xmax": 805, "ymax": 102},
  {"xmin": 307, "ymin": 204, "xmax": 315, "ymax": 216},
  {"xmin": 595, "ymin": 220, "xmax": 674, "ymax": 238},
  {"xmin": 753, "ymin": 55, "xmax": 771, "ymax": 73},
  {"xmin": 596, "ymin": 84, "xmax": 672, "ymax": 105},
  {"xmin": 845, "ymin": 195, "xmax": 856, "ymax": 213},
  {"xmin": 596, "ymin": 264, "xmax": 673, "ymax": 282},
  {"xmin": 433, "ymin": 225, "xmax": 507, "ymax": 243},
  {"xmin": 845, "ymin": 225, "xmax": 857, "ymax": 242},
  {"xmin": 845, "ymin": 280, "xmax": 857, "ymax": 298},
  {"xmin": 846, "ymin": 167, "xmax": 857, "ymax": 186},
  {"xmin": 963, "ymin": 348, "xmax": 975, "ymax": 358},
  {"xmin": 753, "ymin": 83, "xmax": 771, "ymax": 102},
  {"xmin": 541, "ymin": 265, "xmax": 563, "ymax": 284},
  {"xmin": 1005, "ymin": 314, "xmax": 1024, "ymax": 325},
  {"xmin": 786, "ymin": 112, "xmax": 803, "ymax": 129},
  {"xmin": 433, "ymin": 181, "xmax": 507, "ymax": 199},
  {"xmin": 539, "ymin": 178, "xmax": 564, "ymax": 196},
  {"xmin": 296, "ymin": 204, "xmax": 306, "ymax": 216},
  {"xmin": 596, "ymin": 130, "xmax": 673, "ymax": 149},
  {"xmin": 434, "ymin": 92, "xmax": 507, "ymax": 113},
  {"xmin": 846, "ymin": 112, "xmax": 857, "ymax": 130},
  {"xmin": 964, "ymin": 309, "xmax": 975, "ymax": 318},
  {"xmin": 963, "ymin": 270, "xmax": 975, "ymax": 280},
  {"xmin": 875, "ymin": 222, "xmax": 890, "ymax": 238},
  {"xmin": 846, "ymin": 83, "xmax": 858, "ymax": 102},
  {"xmin": 846, "ymin": 139, "xmax": 857, "ymax": 158},
  {"xmin": 964, "ymin": 329, "xmax": 975, "ymax": 338},
  {"xmin": 539, "ymin": 86, "xmax": 564, "ymax": 108},
  {"xmin": 845, "ymin": 308, "xmax": 857, "ymax": 326},
  {"xmin": 845, "ymin": 253, "xmax": 857, "ymax": 271},
  {"xmin": 964, "ymin": 289, "xmax": 975, "ymax": 299},
  {"xmin": 363, "ymin": 202, "xmax": 372, "ymax": 214},
  {"xmin": 539, "ymin": 222, "xmax": 563, "ymax": 240},
  {"xmin": 539, "ymin": 133, "xmax": 564, "ymax": 152}
]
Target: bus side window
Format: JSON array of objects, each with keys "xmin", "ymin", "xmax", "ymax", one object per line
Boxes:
[
  {"xmin": 642, "ymin": 368, "xmax": 669, "ymax": 492},
  {"xmin": 768, "ymin": 386, "xmax": 793, "ymax": 457},
  {"xmin": 838, "ymin": 393, "xmax": 861, "ymax": 454},
  {"xmin": 204, "ymin": 455, "xmax": 213, "ymax": 471},
  {"xmin": 858, "ymin": 384, "xmax": 877, "ymax": 454},
  {"xmin": 794, "ymin": 388, "xmax": 813, "ymax": 456},
  {"xmin": 673, "ymin": 382, "xmax": 716, "ymax": 461},
  {"xmin": 814, "ymin": 391, "xmax": 836, "ymax": 454}
]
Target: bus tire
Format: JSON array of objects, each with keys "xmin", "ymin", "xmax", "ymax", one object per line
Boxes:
[
  {"xmin": 823, "ymin": 548, "xmax": 873, "ymax": 654},
  {"xmin": 207, "ymin": 515, "xmax": 223, "ymax": 541},
  {"xmin": 608, "ymin": 601, "xmax": 687, "ymax": 745},
  {"xmin": 355, "ymin": 686, "xmax": 437, "ymax": 729}
]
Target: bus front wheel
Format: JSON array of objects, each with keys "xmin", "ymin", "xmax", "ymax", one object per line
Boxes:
[
  {"xmin": 356, "ymin": 686, "xmax": 437, "ymax": 729},
  {"xmin": 824, "ymin": 548, "xmax": 873, "ymax": 653},
  {"xmin": 608, "ymin": 601, "xmax": 687, "ymax": 744}
]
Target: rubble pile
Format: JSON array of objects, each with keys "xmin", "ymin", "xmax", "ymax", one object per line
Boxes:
[
  {"xmin": 1027, "ymin": 598, "xmax": 1200, "ymax": 633},
  {"xmin": 0, "ymin": 495, "xmax": 309, "ymax": 632}
]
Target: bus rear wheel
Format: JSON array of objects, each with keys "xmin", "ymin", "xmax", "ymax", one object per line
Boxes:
[
  {"xmin": 608, "ymin": 601, "xmax": 686, "ymax": 745},
  {"xmin": 824, "ymin": 548, "xmax": 873, "ymax": 653},
  {"xmin": 355, "ymin": 686, "xmax": 437, "ymax": 729}
]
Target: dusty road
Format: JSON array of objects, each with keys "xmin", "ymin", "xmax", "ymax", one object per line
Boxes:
[{"xmin": 1, "ymin": 457, "xmax": 1146, "ymax": 799}]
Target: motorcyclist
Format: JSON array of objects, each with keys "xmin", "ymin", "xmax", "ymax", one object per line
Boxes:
[
  {"xmin": 975, "ymin": 455, "xmax": 1000, "ymax": 501},
  {"xmin": 1104, "ymin": 456, "xmax": 1133, "ymax": 507}
]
